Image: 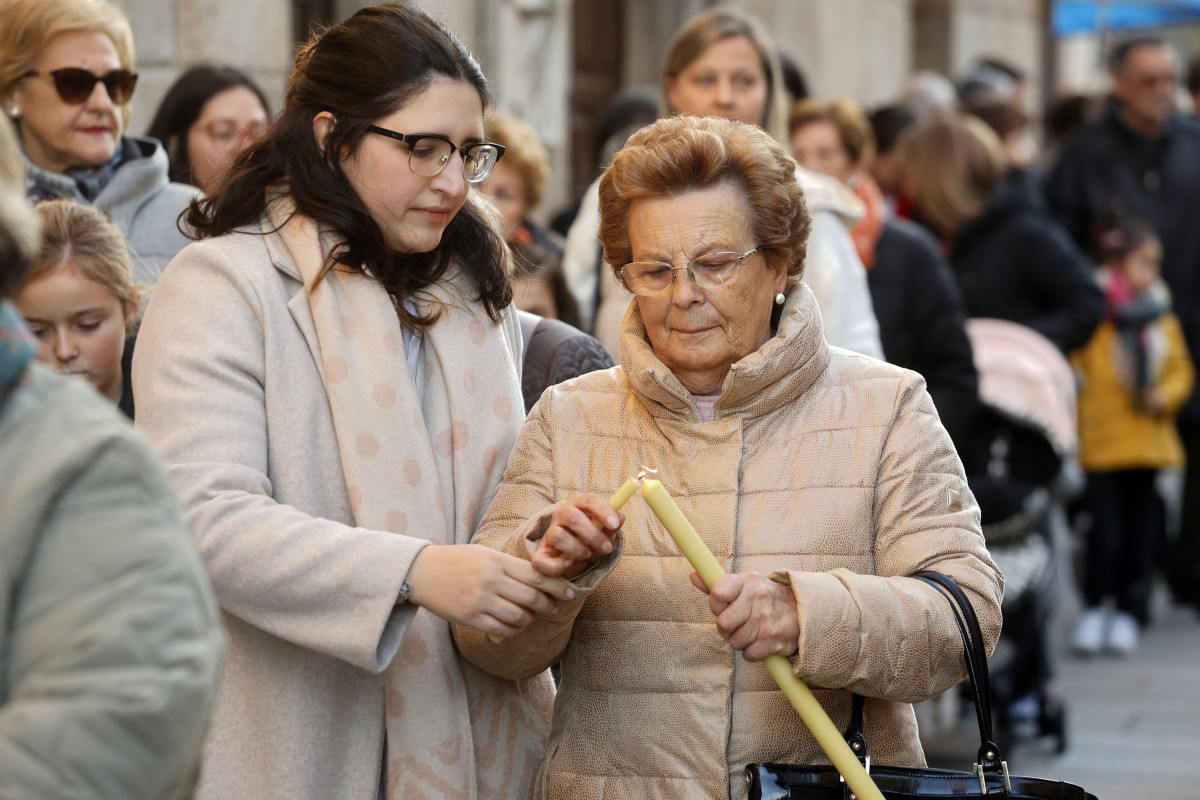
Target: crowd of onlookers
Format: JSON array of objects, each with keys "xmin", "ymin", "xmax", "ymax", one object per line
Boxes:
[{"xmin": 2, "ymin": 0, "xmax": 1200, "ymax": 796}]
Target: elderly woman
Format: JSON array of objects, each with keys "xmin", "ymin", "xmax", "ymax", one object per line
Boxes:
[
  {"xmin": 479, "ymin": 111, "xmax": 582, "ymax": 328},
  {"xmin": 455, "ymin": 116, "xmax": 1002, "ymax": 800},
  {"xmin": 563, "ymin": 7, "xmax": 881, "ymax": 361},
  {"xmin": 0, "ymin": 0, "xmax": 197, "ymax": 285}
]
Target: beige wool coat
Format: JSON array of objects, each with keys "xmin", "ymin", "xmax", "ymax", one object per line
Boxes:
[
  {"xmin": 133, "ymin": 218, "xmax": 553, "ymax": 800},
  {"xmin": 455, "ymin": 284, "xmax": 1004, "ymax": 800}
]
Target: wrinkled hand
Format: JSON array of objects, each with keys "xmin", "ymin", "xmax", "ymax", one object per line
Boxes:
[
  {"xmin": 689, "ymin": 571, "xmax": 800, "ymax": 662},
  {"xmin": 407, "ymin": 544, "xmax": 575, "ymax": 638},
  {"xmin": 532, "ymin": 493, "xmax": 625, "ymax": 580}
]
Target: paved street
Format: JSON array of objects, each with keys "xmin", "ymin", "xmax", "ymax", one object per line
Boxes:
[{"xmin": 924, "ymin": 589, "xmax": 1200, "ymax": 799}]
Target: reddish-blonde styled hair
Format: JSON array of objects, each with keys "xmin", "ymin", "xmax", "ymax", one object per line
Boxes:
[
  {"xmin": 484, "ymin": 111, "xmax": 551, "ymax": 211},
  {"xmin": 598, "ymin": 115, "xmax": 811, "ymax": 291},
  {"xmin": 788, "ymin": 98, "xmax": 876, "ymax": 168}
]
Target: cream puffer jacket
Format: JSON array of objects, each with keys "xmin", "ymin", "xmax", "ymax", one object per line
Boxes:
[{"xmin": 455, "ymin": 285, "xmax": 1003, "ymax": 800}]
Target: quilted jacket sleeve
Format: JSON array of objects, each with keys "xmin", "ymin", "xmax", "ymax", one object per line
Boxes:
[
  {"xmin": 0, "ymin": 373, "xmax": 224, "ymax": 800},
  {"xmin": 453, "ymin": 398, "xmax": 621, "ymax": 680},
  {"xmin": 772, "ymin": 373, "xmax": 1003, "ymax": 703}
]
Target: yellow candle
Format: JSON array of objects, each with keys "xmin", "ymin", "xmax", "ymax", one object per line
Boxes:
[
  {"xmin": 603, "ymin": 477, "xmax": 641, "ymax": 527},
  {"xmin": 640, "ymin": 478, "xmax": 885, "ymax": 800},
  {"xmin": 489, "ymin": 477, "xmax": 641, "ymax": 643}
]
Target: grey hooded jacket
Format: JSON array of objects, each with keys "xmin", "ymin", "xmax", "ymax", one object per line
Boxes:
[
  {"xmin": 0, "ymin": 364, "xmax": 224, "ymax": 799},
  {"xmin": 94, "ymin": 136, "xmax": 200, "ymax": 285}
]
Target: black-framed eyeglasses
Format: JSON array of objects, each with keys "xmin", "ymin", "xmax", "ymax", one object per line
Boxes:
[
  {"xmin": 366, "ymin": 125, "xmax": 505, "ymax": 183},
  {"xmin": 21, "ymin": 68, "xmax": 138, "ymax": 105},
  {"xmin": 620, "ymin": 247, "xmax": 761, "ymax": 296}
]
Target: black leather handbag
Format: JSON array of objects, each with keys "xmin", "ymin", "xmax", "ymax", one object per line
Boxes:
[{"xmin": 746, "ymin": 571, "xmax": 1097, "ymax": 800}]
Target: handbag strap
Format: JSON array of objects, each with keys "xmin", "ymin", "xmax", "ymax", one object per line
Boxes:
[{"xmin": 846, "ymin": 571, "xmax": 1006, "ymax": 775}]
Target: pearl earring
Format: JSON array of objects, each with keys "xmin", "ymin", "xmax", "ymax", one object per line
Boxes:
[
  {"xmin": 8, "ymin": 106, "xmax": 18, "ymax": 117},
  {"xmin": 775, "ymin": 292, "xmax": 785, "ymax": 305}
]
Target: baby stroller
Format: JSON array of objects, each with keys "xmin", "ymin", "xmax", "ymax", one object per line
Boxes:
[{"xmin": 956, "ymin": 318, "xmax": 1078, "ymax": 754}]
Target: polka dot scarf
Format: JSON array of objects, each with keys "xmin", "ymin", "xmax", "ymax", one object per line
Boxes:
[{"xmin": 268, "ymin": 197, "xmax": 528, "ymax": 798}]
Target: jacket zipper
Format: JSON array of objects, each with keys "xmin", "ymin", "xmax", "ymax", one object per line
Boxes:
[
  {"xmin": 648, "ymin": 365, "xmax": 738, "ymax": 421},
  {"xmin": 723, "ymin": 405, "xmax": 746, "ymax": 795},
  {"xmin": 538, "ymin": 740, "xmax": 560, "ymax": 800}
]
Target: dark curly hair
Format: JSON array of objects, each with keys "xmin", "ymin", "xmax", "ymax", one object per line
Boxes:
[{"xmin": 185, "ymin": 4, "xmax": 510, "ymax": 332}]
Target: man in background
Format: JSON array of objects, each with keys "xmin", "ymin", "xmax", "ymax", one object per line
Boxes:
[{"xmin": 1046, "ymin": 37, "xmax": 1200, "ymax": 613}]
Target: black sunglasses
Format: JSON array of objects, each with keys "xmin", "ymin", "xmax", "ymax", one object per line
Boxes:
[{"xmin": 21, "ymin": 67, "xmax": 138, "ymax": 105}]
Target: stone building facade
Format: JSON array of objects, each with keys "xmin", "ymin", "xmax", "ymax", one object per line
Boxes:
[{"xmin": 111, "ymin": 0, "xmax": 1050, "ymax": 218}]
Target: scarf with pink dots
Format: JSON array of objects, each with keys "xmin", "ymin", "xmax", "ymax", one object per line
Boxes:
[{"xmin": 268, "ymin": 197, "xmax": 534, "ymax": 799}]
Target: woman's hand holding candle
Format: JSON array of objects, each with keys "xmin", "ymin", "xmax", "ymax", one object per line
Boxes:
[
  {"xmin": 688, "ymin": 571, "xmax": 800, "ymax": 661},
  {"xmin": 489, "ymin": 479, "xmax": 638, "ymax": 642},
  {"xmin": 642, "ymin": 476, "xmax": 885, "ymax": 800},
  {"xmin": 533, "ymin": 493, "xmax": 626, "ymax": 580}
]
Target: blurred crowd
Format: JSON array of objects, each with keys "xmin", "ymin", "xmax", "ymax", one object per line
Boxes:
[{"xmin": 2, "ymin": 0, "xmax": 1199, "ymax": 797}]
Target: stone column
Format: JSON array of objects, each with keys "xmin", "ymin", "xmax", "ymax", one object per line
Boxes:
[
  {"xmin": 743, "ymin": 0, "xmax": 912, "ymax": 108},
  {"xmin": 112, "ymin": 0, "xmax": 293, "ymax": 135}
]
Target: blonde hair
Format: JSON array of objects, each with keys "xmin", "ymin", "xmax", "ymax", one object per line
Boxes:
[
  {"xmin": 897, "ymin": 113, "xmax": 1008, "ymax": 239},
  {"xmin": 599, "ymin": 115, "xmax": 811, "ymax": 291},
  {"xmin": 662, "ymin": 8, "xmax": 790, "ymax": 145},
  {"xmin": 484, "ymin": 111, "xmax": 551, "ymax": 210},
  {"xmin": 0, "ymin": 116, "xmax": 40, "ymax": 297},
  {"xmin": 26, "ymin": 199, "xmax": 136, "ymax": 307},
  {"xmin": 788, "ymin": 98, "xmax": 876, "ymax": 168},
  {"xmin": 0, "ymin": 0, "xmax": 136, "ymax": 127}
]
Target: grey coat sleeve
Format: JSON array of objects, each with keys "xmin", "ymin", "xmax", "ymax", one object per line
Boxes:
[{"xmin": 0, "ymin": 397, "xmax": 224, "ymax": 800}]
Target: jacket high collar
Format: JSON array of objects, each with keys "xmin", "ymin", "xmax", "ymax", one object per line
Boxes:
[{"xmin": 618, "ymin": 282, "xmax": 831, "ymax": 422}]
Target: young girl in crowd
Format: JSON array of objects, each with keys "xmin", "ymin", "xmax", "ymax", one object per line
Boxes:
[
  {"xmin": 13, "ymin": 198, "xmax": 138, "ymax": 416},
  {"xmin": 1072, "ymin": 218, "xmax": 1195, "ymax": 656}
]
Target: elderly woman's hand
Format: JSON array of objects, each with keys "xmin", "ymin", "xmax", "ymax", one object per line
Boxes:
[
  {"xmin": 532, "ymin": 494, "xmax": 625, "ymax": 580},
  {"xmin": 689, "ymin": 571, "xmax": 800, "ymax": 662}
]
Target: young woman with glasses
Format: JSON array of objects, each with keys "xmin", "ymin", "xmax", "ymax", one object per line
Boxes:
[
  {"xmin": 0, "ymin": 0, "xmax": 199, "ymax": 285},
  {"xmin": 146, "ymin": 64, "xmax": 272, "ymax": 195},
  {"xmin": 133, "ymin": 6, "xmax": 571, "ymax": 799}
]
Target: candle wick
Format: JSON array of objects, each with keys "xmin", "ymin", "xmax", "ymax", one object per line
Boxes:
[{"xmin": 636, "ymin": 466, "xmax": 658, "ymax": 483}]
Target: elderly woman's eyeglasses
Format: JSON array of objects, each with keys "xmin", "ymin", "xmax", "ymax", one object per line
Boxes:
[
  {"xmin": 620, "ymin": 247, "xmax": 760, "ymax": 296},
  {"xmin": 21, "ymin": 68, "xmax": 138, "ymax": 105},
  {"xmin": 366, "ymin": 125, "xmax": 505, "ymax": 183}
]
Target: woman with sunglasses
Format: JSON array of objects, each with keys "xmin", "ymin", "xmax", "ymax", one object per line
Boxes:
[
  {"xmin": 132, "ymin": 6, "xmax": 571, "ymax": 800},
  {"xmin": 0, "ymin": 0, "xmax": 198, "ymax": 285}
]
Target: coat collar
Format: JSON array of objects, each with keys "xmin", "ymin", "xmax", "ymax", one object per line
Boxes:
[
  {"xmin": 258, "ymin": 197, "xmax": 325, "ymax": 366},
  {"xmin": 619, "ymin": 282, "xmax": 831, "ymax": 422}
]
